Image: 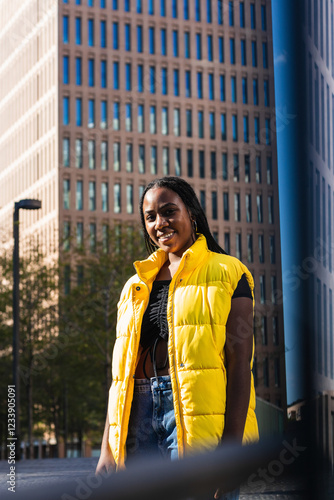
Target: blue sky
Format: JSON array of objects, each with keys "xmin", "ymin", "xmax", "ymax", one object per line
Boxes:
[{"xmin": 271, "ymin": 0, "xmax": 304, "ymax": 404}]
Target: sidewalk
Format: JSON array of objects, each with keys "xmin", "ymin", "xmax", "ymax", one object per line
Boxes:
[{"xmin": 0, "ymin": 457, "xmax": 319, "ymax": 499}]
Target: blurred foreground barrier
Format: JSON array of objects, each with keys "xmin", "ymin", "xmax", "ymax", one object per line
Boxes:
[{"xmin": 5, "ymin": 439, "xmax": 282, "ymax": 500}]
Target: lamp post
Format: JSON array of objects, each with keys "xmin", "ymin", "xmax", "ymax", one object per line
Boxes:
[{"xmin": 13, "ymin": 199, "xmax": 41, "ymax": 460}]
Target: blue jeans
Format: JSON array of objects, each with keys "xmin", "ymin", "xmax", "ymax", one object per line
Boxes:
[{"xmin": 126, "ymin": 376, "xmax": 178, "ymax": 464}]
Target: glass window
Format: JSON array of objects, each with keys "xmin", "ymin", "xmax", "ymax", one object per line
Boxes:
[
  {"xmin": 235, "ymin": 234, "xmax": 241, "ymax": 260},
  {"xmin": 230, "ymin": 38, "xmax": 235, "ymax": 64},
  {"xmin": 246, "ymin": 193, "xmax": 252, "ymax": 222},
  {"xmin": 125, "ymin": 24, "xmax": 131, "ymax": 51},
  {"xmin": 273, "ymin": 316, "xmax": 279, "ymax": 345},
  {"xmin": 218, "ymin": 0, "xmax": 223, "ymax": 24},
  {"xmin": 113, "ymin": 142, "xmax": 120, "ymax": 171},
  {"xmin": 125, "ymin": 103, "xmax": 132, "ymax": 131},
  {"xmin": 268, "ymin": 195, "xmax": 274, "ymax": 223},
  {"xmin": 266, "ymin": 157, "xmax": 272, "ymax": 184},
  {"xmin": 126, "ymin": 143, "xmax": 133, "ymax": 172},
  {"xmin": 101, "ymin": 141, "xmax": 108, "ymax": 170},
  {"xmin": 88, "ymin": 0, "xmax": 94, "ymax": 6},
  {"xmin": 270, "ymin": 235, "xmax": 276, "ymax": 264},
  {"xmin": 208, "ymin": 73, "xmax": 215, "ymax": 100},
  {"xmin": 185, "ymin": 70, "xmax": 191, "ymax": 97},
  {"xmin": 186, "ymin": 109, "xmax": 192, "ymax": 137},
  {"xmin": 161, "ymin": 28, "xmax": 167, "ymax": 55},
  {"xmin": 197, "ymin": 72, "xmax": 203, "ymax": 98},
  {"xmin": 102, "ymin": 225, "xmax": 109, "ymax": 254},
  {"xmin": 223, "ymin": 192, "xmax": 229, "ymax": 220},
  {"xmin": 76, "ymin": 180, "xmax": 83, "ymax": 210},
  {"xmin": 242, "ymin": 77, "xmax": 248, "ymax": 104},
  {"xmin": 113, "ymin": 61, "xmax": 119, "ymax": 89},
  {"xmin": 102, "ymin": 182, "xmax": 109, "ymax": 212},
  {"xmin": 162, "ymin": 147, "xmax": 169, "ymax": 175},
  {"xmin": 126, "ymin": 185, "xmax": 134, "ymax": 213},
  {"xmin": 113, "ymin": 22, "xmax": 119, "ymax": 49},
  {"xmin": 212, "ymin": 191, "xmax": 217, "ymax": 219},
  {"xmin": 138, "ymin": 144, "xmax": 145, "ymax": 173},
  {"xmin": 224, "ymin": 232, "xmax": 230, "ymax": 254},
  {"xmin": 264, "ymin": 80, "xmax": 270, "ymax": 106},
  {"xmin": 187, "ymin": 149, "xmax": 193, "ymax": 177},
  {"xmin": 220, "ymin": 75, "xmax": 225, "ymax": 101},
  {"xmin": 75, "ymin": 98, "xmax": 82, "ymax": 126},
  {"xmin": 184, "ymin": 32, "xmax": 190, "ymax": 58},
  {"xmin": 172, "ymin": 0, "xmax": 178, "ymax": 17},
  {"xmin": 222, "ymin": 152, "xmax": 228, "ymax": 180},
  {"xmin": 136, "ymin": 0, "xmax": 142, "ymax": 13},
  {"xmin": 209, "ymin": 112, "xmax": 215, "ymax": 139},
  {"xmin": 232, "ymin": 114, "xmax": 238, "ymax": 141},
  {"xmin": 101, "ymin": 60, "xmax": 107, "ymax": 88},
  {"xmin": 88, "ymin": 58, "xmax": 95, "ymax": 86},
  {"xmin": 261, "ymin": 317, "xmax": 268, "ymax": 345},
  {"xmin": 245, "ymin": 155, "xmax": 250, "ymax": 182},
  {"xmin": 207, "ymin": 35, "xmax": 213, "ymax": 61},
  {"xmin": 257, "ymin": 195, "xmax": 263, "ymax": 222},
  {"xmin": 75, "ymin": 17, "xmax": 82, "ymax": 44},
  {"xmin": 199, "ymin": 150, "xmax": 205, "ymax": 178},
  {"xmin": 138, "ymin": 104, "xmax": 144, "ymax": 132},
  {"xmin": 160, "ymin": 0, "xmax": 166, "ymax": 16},
  {"xmin": 114, "ymin": 183, "xmax": 121, "ymax": 213},
  {"xmin": 174, "ymin": 108, "xmax": 180, "ymax": 136},
  {"xmin": 100, "ymin": 0, "xmax": 106, "ymax": 7},
  {"xmin": 263, "ymin": 357, "xmax": 269, "ymax": 386},
  {"xmin": 195, "ymin": 0, "xmax": 201, "ymax": 21},
  {"xmin": 149, "ymin": 27, "xmax": 155, "ymax": 54},
  {"xmin": 258, "ymin": 234, "xmax": 264, "ymax": 263},
  {"xmin": 250, "ymin": 3, "xmax": 256, "ymax": 29},
  {"xmin": 63, "ymin": 56, "xmax": 69, "ymax": 84},
  {"xmin": 75, "ymin": 139, "xmax": 83, "ymax": 168},
  {"xmin": 173, "ymin": 30, "xmax": 178, "ymax": 57},
  {"xmin": 100, "ymin": 20, "xmax": 106, "ymax": 47},
  {"xmin": 125, "ymin": 63, "xmax": 132, "ymax": 91},
  {"xmin": 218, "ymin": 36, "xmax": 224, "ymax": 63},
  {"xmin": 113, "ymin": 102, "xmax": 120, "ymax": 130},
  {"xmin": 241, "ymin": 39, "xmax": 247, "ymax": 65},
  {"xmin": 124, "ymin": 0, "xmax": 130, "ymax": 10},
  {"xmin": 196, "ymin": 33, "xmax": 202, "ymax": 60},
  {"xmin": 63, "ymin": 179, "xmax": 70, "ymax": 209},
  {"xmin": 256, "ymin": 156, "xmax": 262, "ymax": 183},
  {"xmin": 240, "ymin": 2, "xmax": 245, "ymax": 27},
  {"xmin": 162, "ymin": 67, "xmax": 168, "ymax": 95},
  {"xmin": 265, "ymin": 118, "xmax": 271, "ymax": 145},
  {"xmin": 200, "ymin": 191, "xmax": 206, "ymax": 212},
  {"xmin": 221, "ymin": 113, "xmax": 226, "ymax": 140},
  {"xmin": 88, "ymin": 99, "xmax": 95, "ymax": 128},
  {"xmin": 75, "ymin": 57, "xmax": 82, "ymax": 85},
  {"xmin": 247, "ymin": 234, "xmax": 253, "ymax": 262},
  {"xmin": 88, "ymin": 140, "xmax": 95, "ymax": 169},
  {"xmin": 184, "ymin": 0, "xmax": 189, "ymax": 19},
  {"xmin": 198, "ymin": 111, "xmax": 204, "ymax": 138},
  {"xmin": 231, "ymin": 76, "xmax": 237, "ymax": 102},
  {"xmin": 173, "ymin": 69, "xmax": 179, "ymax": 96},
  {"xmin": 151, "ymin": 146, "xmax": 157, "ymax": 174},
  {"xmin": 63, "ymin": 16, "xmax": 69, "ymax": 44},
  {"xmin": 174, "ymin": 148, "xmax": 181, "ymax": 176},
  {"xmin": 252, "ymin": 41, "xmax": 257, "ymax": 67},
  {"xmin": 211, "ymin": 151, "xmax": 216, "ymax": 179},
  {"xmin": 162, "ymin": 107, "xmax": 168, "ymax": 135},
  {"xmin": 88, "ymin": 19, "xmax": 94, "ymax": 46},
  {"xmin": 254, "ymin": 116, "xmax": 260, "ymax": 144},
  {"xmin": 137, "ymin": 25, "xmax": 143, "ymax": 53},
  {"xmin": 149, "ymin": 66, "xmax": 156, "ymax": 93},
  {"xmin": 260, "ymin": 275, "xmax": 266, "ymax": 304},
  {"xmin": 253, "ymin": 78, "xmax": 258, "ymax": 104},
  {"xmin": 89, "ymin": 181, "xmax": 96, "ymax": 210},
  {"xmin": 63, "ymin": 138, "xmax": 70, "ymax": 167},
  {"xmin": 261, "ymin": 5, "xmax": 267, "ymax": 31},
  {"xmin": 233, "ymin": 154, "xmax": 239, "ymax": 181},
  {"xmin": 137, "ymin": 64, "xmax": 143, "ymax": 92},
  {"xmin": 150, "ymin": 106, "xmax": 156, "ymax": 133},
  {"xmin": 148, "ymin": 0, "xmax": 154, "ymax": 14},
  {"xmin": 271, "ymin": 276, "xmax": 277, "ymax": 304},
  {"xmin": 76, "ymin": 222, "xmax": 84, "ymax": 249},
  {"xmin": 63, "ymin": 97, "xmax": 70, "ymax": 125},
  {"xmin": 243, "ymin": 115, "xmax": 249, "ymax": 142},
  {"xmin": 229, "ymin": 1, "xmax": 234, "ymax": 25},
  {"xmin": 262, "ymin": 42, "xmax": 268, "ymax": 68}
]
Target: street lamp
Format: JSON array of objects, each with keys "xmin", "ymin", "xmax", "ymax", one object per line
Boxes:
[{"xmin": 13, "ymin": 199, "xmax": 42, "ymax": 460}]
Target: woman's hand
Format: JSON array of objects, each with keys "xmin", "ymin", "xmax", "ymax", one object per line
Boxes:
[{"xmin": 95, "ymin": 412, "xmax": 116, "ymax": 476}]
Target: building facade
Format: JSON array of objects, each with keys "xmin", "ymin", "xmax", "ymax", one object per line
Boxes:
[{"xmin": 0, "ymin": 0, "xmax": 286, "ymax": 411}]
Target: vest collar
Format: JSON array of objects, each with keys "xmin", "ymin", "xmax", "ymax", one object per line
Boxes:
[{"xmin": 133, "ymin": 234, "xmax": 209, "ymax": 284}]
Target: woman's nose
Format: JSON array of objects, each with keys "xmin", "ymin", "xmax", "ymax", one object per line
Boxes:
[{"xmin": 155, "ymin": 214, "xmax": 168, "ymax": 229}]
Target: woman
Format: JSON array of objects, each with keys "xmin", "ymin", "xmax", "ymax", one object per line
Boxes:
[{"xmin": 96, "ymin": 177, "xmax": 258, "ymax": 499}]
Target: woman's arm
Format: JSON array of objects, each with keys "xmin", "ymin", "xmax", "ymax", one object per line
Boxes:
[{"xmin": 95, "ymin": 410, "xmax": 116, "ymax": 475}]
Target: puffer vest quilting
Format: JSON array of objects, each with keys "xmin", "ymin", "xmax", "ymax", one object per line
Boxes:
[{"xmin": 108, "ymin": 235, "xmax": 259, "ymax": 469}]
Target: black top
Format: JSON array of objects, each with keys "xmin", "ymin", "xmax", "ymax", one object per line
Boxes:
[{"xmin": 140, "ymin": 273, "xmax": 252, "ymax": 351}]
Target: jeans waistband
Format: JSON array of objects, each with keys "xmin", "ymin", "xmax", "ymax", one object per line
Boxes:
[{"xmin": 134, "ymin": 376, "xmax": 171, "ymax": 393}]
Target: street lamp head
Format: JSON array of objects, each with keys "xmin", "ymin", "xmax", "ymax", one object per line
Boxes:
[{"xmin": 15, "ymin": 199, "xmax": 42, "ymax": 210}]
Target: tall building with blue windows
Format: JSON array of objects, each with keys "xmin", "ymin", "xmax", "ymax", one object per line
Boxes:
[{"xmin": 0, "ymin": 0, "xmax": 286, "ymax": 412}]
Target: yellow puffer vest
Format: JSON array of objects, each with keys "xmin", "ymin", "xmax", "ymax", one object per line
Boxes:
[{"xmin": 108, "ymin": 234, "xmax": 259, "ymax": 469}]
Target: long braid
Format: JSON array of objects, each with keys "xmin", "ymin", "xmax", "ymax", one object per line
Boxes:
[{"xmin": 139, "ymin": 177, "xmax": 227, "ymax": 255}]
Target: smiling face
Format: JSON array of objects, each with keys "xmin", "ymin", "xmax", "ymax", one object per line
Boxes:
[{"xmin": 142, "ymin": 187, "xmax": 195, "ymax": 258}]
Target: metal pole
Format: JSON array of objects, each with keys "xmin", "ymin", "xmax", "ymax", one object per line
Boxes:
[{"xmin": 13, "ymin": 203, "xmax": 21, "ymax": 461}]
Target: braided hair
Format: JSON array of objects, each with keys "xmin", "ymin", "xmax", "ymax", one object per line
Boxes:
[{"xmin": 139, "ymin": 177, "xmax": 227, "ymax": 255}]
